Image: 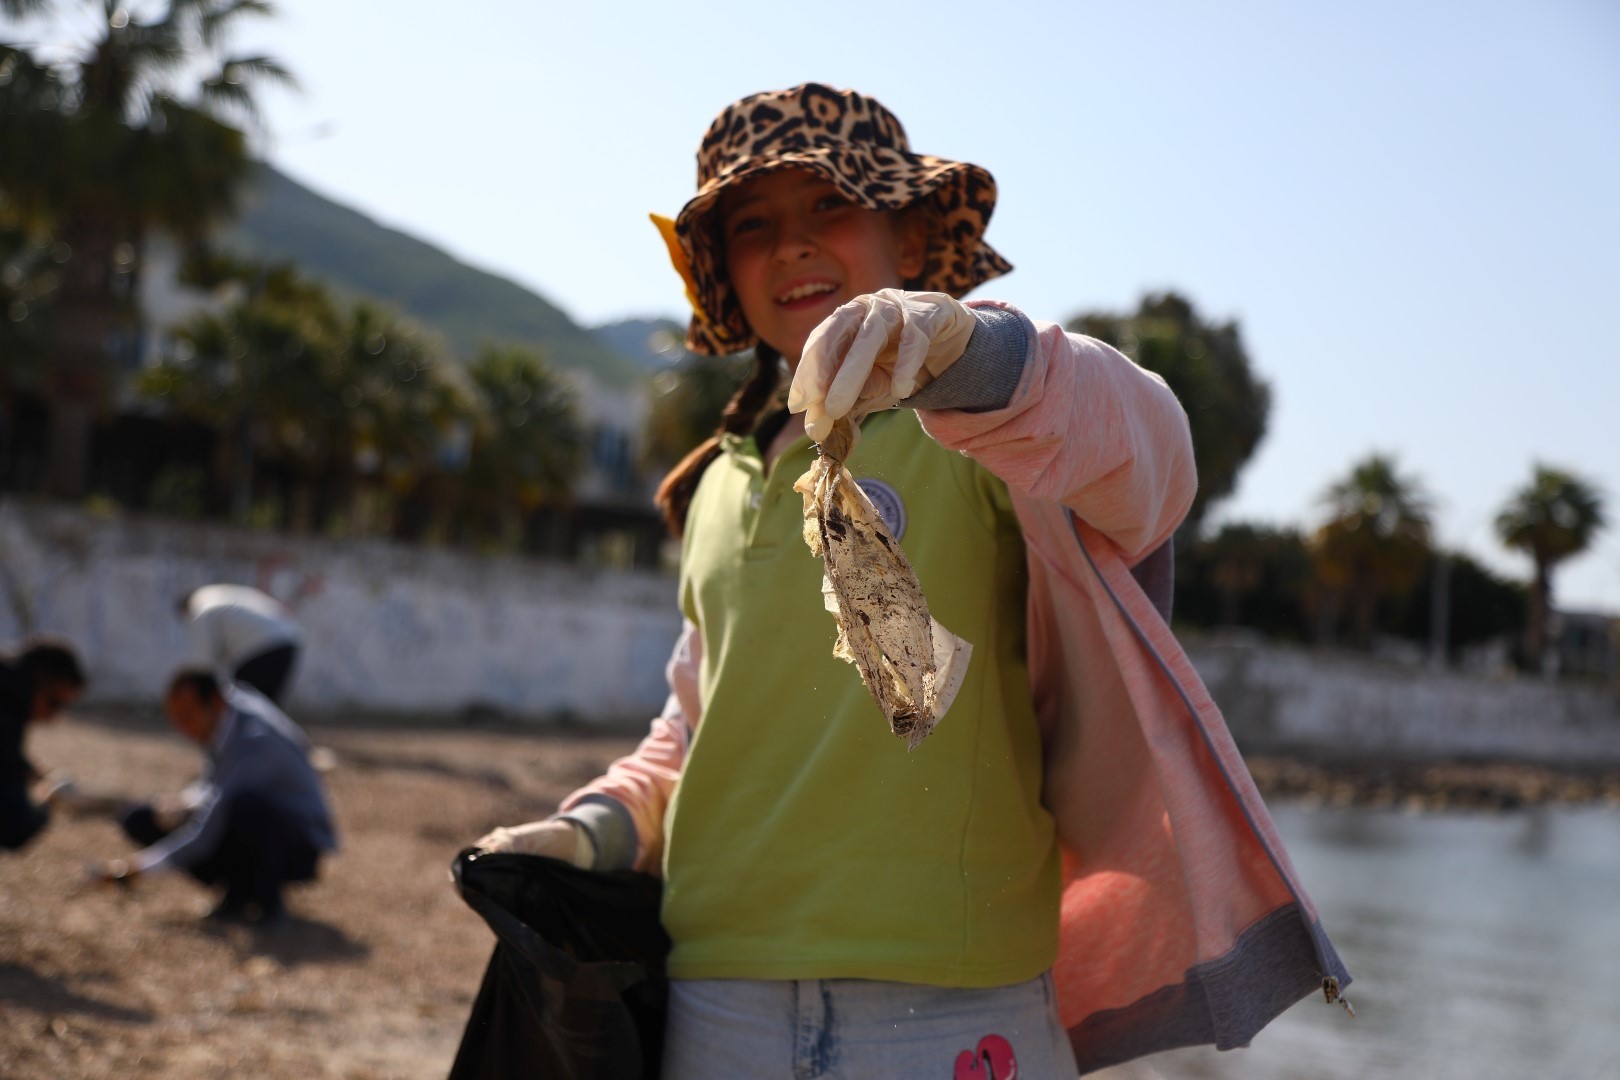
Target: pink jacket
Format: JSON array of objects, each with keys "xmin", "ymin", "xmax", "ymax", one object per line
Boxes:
[{"xmin": 561, "ymin": 302, "xmax": 1350, "ymax": 1073}]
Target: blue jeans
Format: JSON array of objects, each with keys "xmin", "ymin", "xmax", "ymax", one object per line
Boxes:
[{"xmin": 663, "ymin": 973, "xmax": 1079, "ymax": 1079}]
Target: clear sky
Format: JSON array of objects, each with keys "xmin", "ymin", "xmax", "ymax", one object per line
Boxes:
[{"xmin": 19, "ymin": 0, "xmax": 1619, "ymax": 609}]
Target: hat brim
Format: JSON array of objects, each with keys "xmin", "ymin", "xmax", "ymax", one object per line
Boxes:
[{"xmin": 672, "ymin": 150, "xmax": 1011, "ymax": 356}]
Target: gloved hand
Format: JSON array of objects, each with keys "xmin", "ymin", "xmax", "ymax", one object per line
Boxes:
[
  {"xmin": 87, "ymin": 858, "xmax": 139, "ymax": 888},
  {"xmin": 788, "ymin": 289, "xmax": 977, "ymax": 443},
  {"xmin": 473, "ymin": 818, "xmax": 594, "ymax": 869},
  {"xmin": 151, "ymin": 793, "xmax": 190, "ymax": 832},
  {"xmin": 32, "ymin": 770, "xmax": 76, "ymax": 807}
]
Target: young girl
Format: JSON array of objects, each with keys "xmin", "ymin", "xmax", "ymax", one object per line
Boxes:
[{"xmin": 476, "ymin": 83, "xmax": 1350, "ymax": 1078}]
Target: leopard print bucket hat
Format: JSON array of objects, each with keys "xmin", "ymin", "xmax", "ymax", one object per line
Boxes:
[{"xmin": 660, "ymin": 83, "xmax": 1012, "ymax": 356}]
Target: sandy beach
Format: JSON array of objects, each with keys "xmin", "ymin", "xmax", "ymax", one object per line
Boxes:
[
  {"xmin": 7, "ymin": 709, "xmax": 1618, "ymax": 1079},
  {"xmin": 2, "ymin": 710, "xmax": 637, "ymax": 1079}
]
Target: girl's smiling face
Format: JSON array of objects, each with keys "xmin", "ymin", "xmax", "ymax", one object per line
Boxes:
[{"xmin": 720, "ymin": 169, "xmax": 928, "ymax": 362}]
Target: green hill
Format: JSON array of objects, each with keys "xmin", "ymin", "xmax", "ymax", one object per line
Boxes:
[{"xmin": 217, "ymin": 164, "xmax": 643, "ymax": 384}]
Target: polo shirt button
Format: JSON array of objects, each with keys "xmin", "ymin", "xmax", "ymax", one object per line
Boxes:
[{"xmin": 749, "ymin": 492, "xmax": 762, "ymax": 509}]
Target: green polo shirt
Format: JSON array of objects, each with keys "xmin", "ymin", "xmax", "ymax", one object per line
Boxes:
[{"xmin": 664, "ymin": 409, "xmax": 1060, "ymax": 987}]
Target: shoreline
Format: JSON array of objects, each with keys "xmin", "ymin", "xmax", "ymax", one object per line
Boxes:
[{"xmin": 1245, "ymin": 753, "xmax": 1620, "ymax": 811}]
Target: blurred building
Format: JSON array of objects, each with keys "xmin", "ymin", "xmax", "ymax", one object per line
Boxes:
[{"xmin": 1552, "ymin": 609, "xmax": 1620, "ymax": 685}]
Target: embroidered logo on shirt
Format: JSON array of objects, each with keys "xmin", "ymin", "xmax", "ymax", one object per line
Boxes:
[
  {"xmin": 854, "ymin": 478, "xmax": 906, "ymax": 540},
  {"xmin": 954, "ymin": 1034, "xmax": 1017, "ymax": 1079}
]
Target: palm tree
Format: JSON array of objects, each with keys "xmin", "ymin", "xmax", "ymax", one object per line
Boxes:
[
  {"xmin": 1312, "ymin": 454, "xmax": 1433, "ymax": 649},
  {"xmin": 1205, "ymin": 523, "xmax": 1268, "ymax": 627},
  {"xmin": 139, "ymin": 261, "xmax": 339, "ymax": 518},
  {"xmin": 0, "ymin": 44, "xmax": 70, "ymax": 442},
  {"xmin": 328, "ymin": 302, "xmax": 476, "ymax": 536},
  {"xmin": 1495, "ymin": 465, "xmax": 1607, "ymax": 673},
  {"xmin": 464, "ymin": 345, "xmax": 585, "ymax": 544},
  {"xmin": 0, "ymin": 0, "xmax": 292, "ymax": 497},
  {"xmin": 142, "ymin": 266, "xmax": 481, "ymax": 536}
]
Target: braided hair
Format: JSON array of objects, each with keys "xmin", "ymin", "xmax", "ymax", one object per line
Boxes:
[{"xmin": 654, "ymin": 343, "xmax": 783, "ymax": 537}]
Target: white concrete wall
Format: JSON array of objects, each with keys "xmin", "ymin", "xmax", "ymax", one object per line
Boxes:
[
  {"xmin": 1190, "ymin": 639, "xmax": 1620, "ymax": 765},
  {"xmin": 0, "ymin": 500, "xmax": 682, "ymax": 721},
  {"xmin": 6, "ymin": 501, "xmax": 1617, "ymax": 759}
]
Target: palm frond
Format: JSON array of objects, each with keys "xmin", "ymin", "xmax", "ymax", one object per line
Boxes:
[
  {"xmin": 198, "ymin": 0, "xmax": 276, "ymax": 50},
  {"xmin": 0, "ymin": 44, "xmax": 55, "ymax": 100},
  {"xmin": 216, "ymin": 53, "xmax": 297, "ymax": 91},
  {"xmin": 124, "ymin": 15, "xmax": 188, "ymax": 66},
  {"xmin": 197, "ymin": 71, "xmax": 259, "ymax": 122},
  {"xmin": 1495, "ymin": 465, "xmax": 1608, "ymax": 564},
  {"xmin": 196, "ymin": 53, "xmax": 294, "ymax": 124},
  {"xmin": 0, "ymin": 0, "xmax": 54, "ymax": 20}
]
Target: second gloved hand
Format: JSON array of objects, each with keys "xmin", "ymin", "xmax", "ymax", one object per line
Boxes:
[
  {"xmin": 788, "ymin": 289, "xmax": 977, "ymax": 443},
  {"xmin": 473, "ymin": 819, "xmax": 594, "ymax": 869}
]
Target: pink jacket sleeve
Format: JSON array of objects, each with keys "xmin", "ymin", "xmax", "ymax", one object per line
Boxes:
[
  {"xmin": 556, "ymin": 621, "xmax": 701, "ymax": 874},
  {"xmin": 919, "ymin": 301, "xmax": 1197, "ymax": 562}
]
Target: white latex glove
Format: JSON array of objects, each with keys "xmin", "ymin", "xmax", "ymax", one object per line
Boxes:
[
  {"xmin": 788, "ymin": 289, "xmax": 978, "ymax": 443},
  {"xmin": 473, "ymin": 819, "xmax": 594, "ymax": 869},
  {"xmin": 32, "ymin": 770, "xmax": 76, "ymax": 807}
]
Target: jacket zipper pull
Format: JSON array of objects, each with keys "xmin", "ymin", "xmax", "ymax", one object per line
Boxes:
[{"xmin": 1321, "ymin": 977, "xmax": 1356, "ymax": 1018}]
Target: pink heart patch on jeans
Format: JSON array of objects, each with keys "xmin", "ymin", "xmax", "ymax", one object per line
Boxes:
[{"xmin": 953, "ymin": 1033, "xmax": 1017, "ymax": 1080}]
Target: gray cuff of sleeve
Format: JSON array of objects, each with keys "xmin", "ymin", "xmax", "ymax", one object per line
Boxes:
[
  {"xmin": 900, "ymin": 305, "xmax": 1031, "ymax": 413},
  {"xmin": 556, "ymin": 795, "xmax": 638, "ymax": 872}
]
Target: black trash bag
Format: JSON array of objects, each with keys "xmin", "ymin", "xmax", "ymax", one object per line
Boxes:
[{"xmin": 449, "ymin": 847, "xmax": 670, "ymax": 1080}]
